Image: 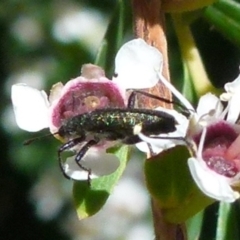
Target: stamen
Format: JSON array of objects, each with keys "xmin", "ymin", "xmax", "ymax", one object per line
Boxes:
[
  {"xmin": 220, "ymin": 101, "xmax": 229, "ymax": 119},
  {"xmin": 156, "ymin": 71, "xmax": 194, "ymax": 112},
  {"xmin": 198, "ymin": 112, "xmax": 212, "ymax": 126},
  {"xmin": 197, "ymin": 127, "xmax": 207, "ymax": 160}
]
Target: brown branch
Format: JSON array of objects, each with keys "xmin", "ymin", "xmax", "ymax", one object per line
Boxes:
[
  {"xmin": 152, "ymin": 199, "xmax": 187, "ymax": 240},
  {"xmin": 131, "ymin": 1, "xmax": 187, "ymax": 239},
  {"xmin": 131, "ymin": 0, "xmax": 171, "ymax": 109}
]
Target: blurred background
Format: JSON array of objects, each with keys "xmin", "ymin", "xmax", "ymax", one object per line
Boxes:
[{"xmin": 1, "ymin": 0, "xmax": 240, "ymax": 239}]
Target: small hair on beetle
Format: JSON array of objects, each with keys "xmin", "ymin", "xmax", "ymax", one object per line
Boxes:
[{"xmin": 23, "ymin": 132, "xmax": 59, "ymax": 146}]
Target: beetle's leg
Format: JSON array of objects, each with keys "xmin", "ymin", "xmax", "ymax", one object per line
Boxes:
[
  {"xmin": 75, "ymin": 139, "xmax": 99, "ymax": 185},
  {"xmin": 128, "ymin": 90, "xmax": 189, "ymax": 114},
  {"xmin": 147, "ymin": 136, "xmax": 185, "ymax": 141},
  {"xmin": 147, "ymin": 143, "xmax": 155, "ymax": 156},
  {"xmin": 127, "ymin": 90, "xmax": 138, "ymax": 108},
  {"xmin": 127, "ymin": 90, "xmax": 174, "ymax": 108},
  {"xmin": 58, "ymin": 136, "xmax": 85, "ymax": 179},
  {"xmin": 122, "ymin": 135, "xmax": 141, "ymax": 144},
  {"xmin": 123, "ymin": 136, "xmax": 159, "ymax": 156}
]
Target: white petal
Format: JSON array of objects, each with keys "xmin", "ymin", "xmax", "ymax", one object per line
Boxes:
[
  {"xmin": 220, "ymin": 73, "xmax": 240, "ymax": 123},
  {"xmin": 224, "ymin": 73, "xmax": 240, "ymax": 93},
  {"xmin": 220, "ymin": 74, "xmax": 240, "ymax": 102},
  {"xmin": 113, "ymin": 39, "xmax": 162, "ymax": 89},
  {"xmin": 196, "ymin": 93, "xmax": 223, "ymax": 119},
  {"xmin": 156, "ymin": 72, "xmax": 194, "ymax": 112},
  {"xmin": 136, "ymin": 141, "xmax": 163, "ymax": 155},
  {"xmin": 64, "ymin": 148, "xmax": 120, "ymax": 180},
  {"xmin": 220, "ymin": 92, "xmax": 231, "ymax": 102},
  {"xmin": 188, "ymin": 157, "xmax": 239, "ymax": 202},
  {"xmin": 11, "ymin": 84, "xmax": 49, "ymax": 132},
  {"xmin": 136, "ymin": 109, "xmax": 188, "ymax": 154},
  {"xmin": 226, "ymin": 94, "xmax": 240, "ymax": 123}
]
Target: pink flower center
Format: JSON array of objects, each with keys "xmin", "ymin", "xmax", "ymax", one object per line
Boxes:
[
  {"xmin": 52, "ymin": 80, "xmax": 126, "ymax": 128},
  {"xmin": 197, "ymin": 121, "xmax": 240, "ymax": 177}
]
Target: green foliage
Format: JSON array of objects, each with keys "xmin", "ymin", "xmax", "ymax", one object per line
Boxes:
[
  {"xmin": 145, "ymin": 146, "xmax": 214, "ymax": 223},
  {"xmin": 73, "ymin": 145, "xmax": 130, "ymax": 219},
  {"xmin": 204, "ymin": 0, "xmax": 240, "ymax": 48},
  {"xmin": 95, "ymin": 0, "xmax": 132, "ymax": 76},
  {"xmin": 162, "ymin": 0, "xmax": 217, "ymax": 13},
  {"xmin": 215, "ymin": 202, "xmax": 240, "ymax": 240}
]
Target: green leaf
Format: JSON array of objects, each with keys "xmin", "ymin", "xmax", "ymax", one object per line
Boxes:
[
  {"xmin": 72, "ymin": 145, "xmax": 130, "ymax": 219},
  {"xmin": 203, "ymin": 0, "xmax": 240, "ymax": 48},
  {"xmin": 186, "ymin": 210, "xmax": 204, "ymax": 240},
  {"xmin": 215, "ymin": 202, "xmax": 240, "ymax": 240},
  {"xmin": 145, "ymin": 146, "xmax": 214, "ymax": 223},
  {"xmin": 214, "ymin": 0, "xmax": 240, "ymax": 23},
  {"xmin": 171, "ymin": 13, "xmax": 217, "ymax": 98},
  {"xmin": 162, "ymin": 0, "xmax": 217, "ymax": 13},
  {"xmin": 181, "ymin": 61, "xmax": 198, "ymax": 103},
  {"xmin": 94, "ymin": 0, "xmax": 132, "ymax": 75}
]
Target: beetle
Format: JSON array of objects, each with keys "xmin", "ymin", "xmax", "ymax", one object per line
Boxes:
[
  {"xmin": 56, "ymin": 90, "xmax": 182, "ymax": 180},
  {"xmin": 24, "ymin": 89, "xmax": 187, "ymax": 181}
]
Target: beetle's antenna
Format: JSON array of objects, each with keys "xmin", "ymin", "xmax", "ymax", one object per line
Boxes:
[{"xmin": 23, "ymin": 132, "xmax": 59, "ymax": 145}]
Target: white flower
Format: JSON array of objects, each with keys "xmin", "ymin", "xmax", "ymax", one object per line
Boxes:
[
  {"xmin": 12, "ymin": 72, "xmax": 124, "ymax": 181},
  {"xmin": 188, "ymin": 126, "xmax": 240, "ymax": 202},
  {"xmin": 187, "ymin": 73, "xmax": 240, "ymax": 202},
  {"xmin": 136, "ymin": 70, "xmax": 240, "ymax": 202},
  {"xmin": 11, "ymin": 84, "xmax": 50, "ymax": 132},
  {"xmin": 188, "ymin": 100, "xmax": 240, "ymax": 202},
  {"xmin": 11, "ymin": 39, "xmax": 163, "ymax": 181},
  {"xmin": 113, "ymin": 38, "xmax": 162, "ymax": 89}
]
